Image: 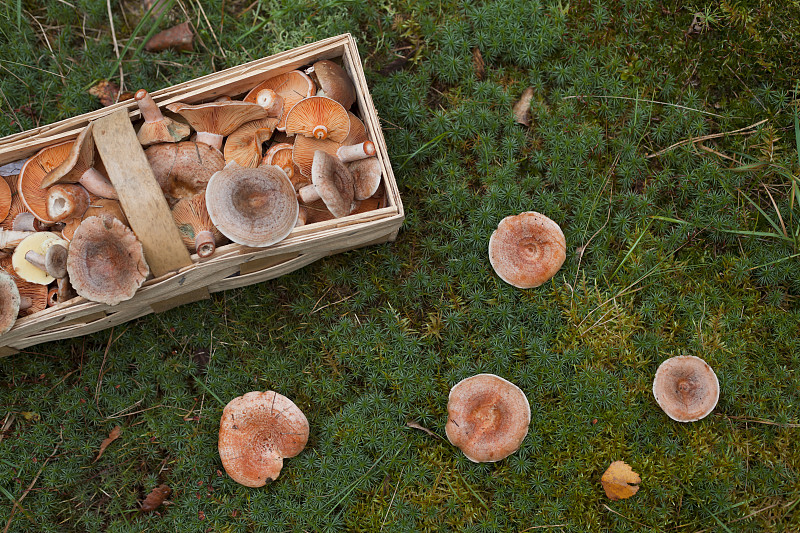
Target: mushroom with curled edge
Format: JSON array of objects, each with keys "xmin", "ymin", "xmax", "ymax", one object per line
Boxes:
[
  {"xmin": 11, "ymin": 232, "xmax": 67, "ymax": 285},
  {"xmin": 1, "ymin": 193, "xmax": 26, "ymax": 231},
  {"xmin": 297, "ymin": 150, "xmax": 355, "ymax": 218},
  {"xmin": 223, "ymin": 118, "xmax": 279, "ymax": 168},
  {"xmin": 653, "ymin": 355, "xmax": 720, "ymax": 422},
  {"xmin": 19, "ymin": 142, "xmax": 73, "ymax": 223},
  {"xmin": 445, "ymin": 374, "xmax": 531, "ymax": 463},
  {"xmin": 46, "ymin": 184, "xmax": 90, "ymax": 223},
  {"xmin": 348, "ymin": 157, "xmax": 382, "ymax": 201},
  {"xmin": 342, "ymin": 112, "xmax": 368, "ymax": 145},
  {"xmin": 171, "ymin": 194, "xmax": 226, "ymax": 258},
  {"xmin": 243, "ymin": 70, "xmax": 316, "ymax": 132},
  {"xmin": 166, "ymin": 100, "xmax": 269, "ymax": 151},
  {"xmin": 283, "ymin": 96, "xmax": 350, "ymax": 142},
  {"xmin": 60, "ymin": 198, "xmax": 128, "ymax": 241},
  {"xmin": 306, "ymin": 60, "xmax": 357, "ymax": 110},
  {"xmin": 488, "ymin": 212, "xmax": 566, "ymax": 289},
  {"xmin": 38, "ymin": 125, "xmax": 118, "ymax": 199},
  {"xmin": 66, "ymin": 216, "xmax": 150, "ymax": 306},
  {"xmin": 218, "ymin": 390, "xmax": 309, "ymax": 487},
  {"xmin": 0, "ymin": 229, "xmax": 36, "ymax": 251},
  {"xmin": 205, "ymin": 164, "xmax": 298, "ymax": 247},
  {"xmin": 262, "ymin": 143, "xmax": 303, "ymax": 190},
  {"xmin": 134, "ymin": 89, "xmax": 191, "ymax": 146},
  {"xmin": 0, "ymin": 270, "xmax": 20, "ymax": 334},
  {"xmin": 145, "ymin": 141, "xmax": 225, "ymax": 204},
  {"xmin": 0, "ymin": 257, "xmax": 48, "ymax": 317}
]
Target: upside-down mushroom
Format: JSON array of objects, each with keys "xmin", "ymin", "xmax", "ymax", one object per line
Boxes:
[
  {"xmin": 243, "ymin": 70, "xmax": 316, "ymax": 132},
  {"xmin": 223, "ymin": 118, "xmax": 279, "ymax": 168},
  {"xmin": 296, "ymin": 150, "xmax": 354, "ymax": 218},
  {"xmin": 165, "ymin": 101, "xmax": 268, "ymax": 151},
  {"xmin": 171, "ymin": 194, "xmax": 226, "ymax": 258},
  {"xmin": 283, "ymin": 96, "xmax": 350, "ymax": 142}
]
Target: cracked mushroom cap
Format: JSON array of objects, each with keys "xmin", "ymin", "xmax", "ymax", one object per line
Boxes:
[
  {"xmin": 19, "ymin": 141, "xmax": 73, "ymax": 223},
  {"xmin": 145, "ymin": 141, "xmax": 225, "ymax": 203},
  {"xmin": 223, "ymin": 118, "xmax": 279, "ymax": 168},
  {"xmin": 445, "ymin": 374, "xmax": 531, "ymax": 463},
  {"xmin": 205, "ymin": 165, "xmax": 298, "ymax": 247},
  {"xmin": 244, "ymin": 70, "xmax": 316, "ymax": 132},
  {"xmin": 653, "ymin": 355, "xmax": 720, "ymax": 422},
  {"xmin": 66, "ymin": 216, "xmax": 150, "ymax": 305},
  {"xmin": 0, "ymin": 270, "xmax": 20, "ymax": 334},
  {"xmin": 218, "ymin": 390, "xmax": 309, "ymax": 487},
  {"xmin": 488, "ymin": 212, "xmax": 566, "ymax": 289},
  {"xmin": 284, "ymin": 96, "xmax": 350, "ymax": 142},
  {"xmin": 307, "ymin": 60, "xmax": 357, "ymax": 110}
]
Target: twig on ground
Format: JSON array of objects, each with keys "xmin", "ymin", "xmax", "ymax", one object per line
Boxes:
[
  {"xmin": 106, "ymin": 0, "xmax": 124, "ymax": 99},
  {"xmin": 646, "ymin": 118, "xmax": 767, "ymax": 159}
]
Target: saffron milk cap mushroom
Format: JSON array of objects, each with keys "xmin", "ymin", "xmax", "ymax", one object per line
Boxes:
[
  {"xmin": 306, "ymin": 60, "xmax": 357, "ymax": 110},
  {"xmin": 284, "ymin": 96, "xmax": 350, "ymax": 142},
  {"xmin": 297, "ymin": 150, "xmax": 355, "ymax": 218},
  {"xmin": 445, "ymin": 374, "xmax": 531, "ymax": 463},
  {"xmin": 146, "ymin": 141, "xmax": 225, "ymax": 202},
  {"xmin": 134, "ymin": 89, "xmax": 191, "ymax": 146},
  {"xmin": 218, "ymin": 390, "xmax": 309, "ymax": 487},
  {"xmin": 348, "ymin": 157, "xmax": 382, "ymax": 201},
  {"xmin": 166, "ymin": 100, "xmax": 268, "ymax": 151},
  {"xmin": 653, "ymin": 355, "xmax": 720, "ymax": 422},
  {"xmin": 0, "ymin": 177, "xmax": 11, "ymax": 221},
  {"xmin": 0, "ymin": 270, "xmax": 20, "ymax": 334},
  {"xmin": 19, "ymin": 141, "xmax": 73, "ymax": 223},
  {"xmin": 262, "ymin": 143, "xmax": 303, "ymax": 189},
  {"xmin": 291, "ymin": 135, "xmax": 341, "ymax": 179},
  {"xmin": 46, "ymin": 184, "xmax": 90, "ymax": 222},
  {"xmin": 205, "ymin": 165, "xmax": 298, "ymax": 247},
  {"xmin": 488, "ymin": 212, "xmax": 566, "ymax": 289},
  {"xmin": 11, "ymin": 232, "xmax": 66, "ymax": 285},
  {"xmin": 171, "ymin": 194, "xmax": 225, "ymax": 258},
  {"xmin": 223, "ymin": 118, "xmax": 279, "ymax": 168},
  {"xmin": 243, "ymin": 70, "xmax": 316, "ymax": 132}
]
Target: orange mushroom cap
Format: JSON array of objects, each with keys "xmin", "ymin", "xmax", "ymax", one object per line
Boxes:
[
  {"xmin": 488, "ymin": 212, "xmax": 566, "ymax": 289},
  {"xmin": 171, "ymin": 194, "xmax": 226, "ymax": 258},
  {"xmin": 291, "ymin": 135, "xmax": 341, "ymax": 179},
  {"xmin": 445, "ymin": 374, "xmax": 531, "ymax": 463},
  {"xmin": 283, "ymin": 96, "xmax": 350, "ymax": 142},
  {"xmin": 243, "ymin": 70, "xmax": 316, "ymax": 132},
  {"xmin": 18, "ymin": 141, "xmax": 73, "ymax": 223},
  {"xmin": 653, "ymin": 355, "xmax": 720, "ymax": 422},
  {"xmin": 0, "ymin": 177, "xmax": 11, "ymax": 222},
  {"xmin": 135, "ymin": 89, "xmax": 191, "ymax": 146},
  {"xmin": 223, "ymin": 118, "xmax": 279, "ymax": 168},
  {"xmin": 262, "ymin": 143, "xmax": 303, "ymax": 189},
  {"xmin": 218, "ymin": 390, "xmax": 309, "ymax": 487},
  {"xmin": 342, "ymin": 112, "xmax": 368, "ymax": 146},
  {"xmin": 1, "ymin": 189, "xmax": 25, "ymax": 231},
  {"xmin": 145, "ymin": 141, "xmax": 225, "ymax": 203},
  {"xmin": 166, "ymin": 101, "xmax": 268, "ymax": 151}
]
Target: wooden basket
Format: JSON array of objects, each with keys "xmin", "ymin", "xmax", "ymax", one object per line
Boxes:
[{"xmin": 0, "ymin": 34, "xmax": 404, "ymax": 356}]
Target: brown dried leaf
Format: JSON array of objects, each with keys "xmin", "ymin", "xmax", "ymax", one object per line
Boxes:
[
  {"xmin": 472, "ymin": 47, "xmax": 485, "ymax": 80},
  {"xmin": 406, "ymin": 420, "xmax": 444, "ymax": 440},
  {"xmin": 89, "ymin": 81, "xmax": 134, "ymax": 107},
  {"xmin": 140, "ymin": 484, "xmax": 171, "ymax": 512},
  {"xmin": 93, "ymin": 425, "xmax": 122, "ymax": 463},
  {"xmin": 512, "ymin": 86, "xmax": 535, "ymax": 127},
  {"xmin": 145, "ymin": 21, "xmax": 194, "ymax": 52},
  {"xmin": 601, "ymin": 460, "xmax": 641, "ymax": 500}
]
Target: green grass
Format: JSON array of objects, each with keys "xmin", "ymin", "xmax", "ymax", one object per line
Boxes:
[{"xmin": 2, "ymin": 0, "xmax": 800, "ymax": 531}]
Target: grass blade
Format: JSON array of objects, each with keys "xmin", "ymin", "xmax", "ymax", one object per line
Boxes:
[
  {"xmin": 190, "ymin": 374, "xmax": 225, "ymax": 407},
  {"xmin": 611, "ymin": 219, "xmax": 652, "ymax": 280},
  {"xmin": 398, "ymin": 131, "xmax": 452, "ymax": 170},
  {"xmin": 106, "ymin": 0, "xmax": 176, "ymax": 80}
]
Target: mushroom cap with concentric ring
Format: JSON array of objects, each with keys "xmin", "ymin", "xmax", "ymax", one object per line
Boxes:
[
  {"xmin": 445, "ymin": 374, "xmax": 531, "ymax": 463},
  {"xmin": 488, "ymin": 212, "xmax": 566, "ymax": 289},
  {"xmin": 653, "ymin": 355, "xmax": 719, "ymax": 422},
  {"xmin": 218, "ymin": 390, "xmax": 309, "ymax": 487}
]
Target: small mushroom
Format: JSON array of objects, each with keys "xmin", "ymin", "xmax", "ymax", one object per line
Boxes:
[
  {"xmin": 171, "ymin": 194, "xmax": 226, "ymax": 258},
  {"xmin": 46, "ymin": 184, "xmax": 90, "ymax": 222},
  {"xmin": 11, "ymin": 232, "xmax": 66, "ymax": 285},
  {"xmin": 488, "ymin": 212, "xmax": 566, "ymax": 289},
  {"xmin": 243, "ymin": 70, "xmax": 316, "ymax": 132},
  {"xmin": 60, "ymin": 198, "xmax": 128, "ymax": 241},
  {"xmin": 262, "ymin": 143, "xmax": 303, "ymax": 189},
  {"xmin": 165, "ymin": 101, "xmax": 269, "ymax": 151},
  {"xmin": 0, "ymin": 270, "xmax": 20, "ymax": 334},
  {"xmin": 205, "ymin": 164, "xmax": 298, "ymax": 247},
  {"xmin": 38, "ymin": 125, "xmax": 118, "ymax": 199},
  {"xmin": 223, "ymin": 118, "xmax": 279, "ymax": 168},
  {"xmin": 653, "ymin": 355, "xmax": 720, "ymax": 422},
  {"xmin": 18, "ymin": 142, "xmax": 73, "ymax": 223},
  {"xmin": 66, "ymin": 216, "xmax": 150, "ymax": 305},
  {"xmin": 297, "ymin": 150, "xmax": 355, "ymax": 218},
  {"xmin": 145, "ymin": 141, "xmax": 225, "ymax": 203},
  {"xmin": 445, "ymin": 374, "xmax": 531, "ymax": 463},
  {"xmin": 283, "ymin": 96, "xmax": 350, "ymax": 142},
  {"xmin": 306, "ymin": 60, "xmax": 357, "ymax": 110},
  {"xmin": 134, "ymin": 89, "xmax": 191, "ymax": 146},
  {"xmin": 218, "ymin": 390, "xmax": 309, "ymax": 487}
]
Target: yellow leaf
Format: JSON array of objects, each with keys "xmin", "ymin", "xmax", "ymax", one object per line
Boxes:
[
  {"xmin": 21, "ymin": 411, "xmax": 40, "ymax": 421},
  {"xmin": 601, "ymin": 460, "xmax": 641, "ymax": 500}
]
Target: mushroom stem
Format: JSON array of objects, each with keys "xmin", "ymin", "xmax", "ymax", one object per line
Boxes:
[
  {"xmin": 296, "ymin": 207, "xmax": 307, "ymax": 227},
  {"xmin": 337, "ymin": 141, "xmax": 375, "ymax": 163},
  {"xmin": 79, "ymin": 168, "xmax": 118, "ymax": 199},
  {"xmin": 0, "ymin": 229, "xmax": 35, "ymax": 250},
  {"xmin": 312, "ymin": 125, "xmax": 328, "ymax": 140},
  {"xmin": 57, "ymin": 276, "xmax": 74, "ymax": 303},
  {"xmin": 256, "ymin": 89, "xmax": 284, "ymax": 118},
  {"xmin": 297, "ymin": 184, "xmax": 321, "ymax": 204},
  {"xmin": 24, "ymin": 250, "xmax": 47, "ymax": 272},
  {"xmin": 19, "ymin": 295, "xmax": 32, "ymax": 311},
  {"xmin": 135, "ymin": 89, "xmax": 165, "ymax": 123},
  {"xmin": 194, "ymin": 230, "xmax": 216, "ymax": 258},
  {"xmin": 12, "ymin": 213, "xmax": 37, "ymax": 232},
  {"xmin": 195, "ymin": 132, "xmax": 224, "ymax": 151}
]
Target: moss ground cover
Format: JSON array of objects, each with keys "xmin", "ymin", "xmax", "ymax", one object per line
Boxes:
[{"xmin": 2, "ymin": 0, "xmax": 800, "ymax": 530}]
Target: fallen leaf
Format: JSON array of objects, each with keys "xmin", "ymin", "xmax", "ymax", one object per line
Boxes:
[
  {"xmin": 145, "ymin": 21, "xmax": 194, "ymax": 52},
  {"xmin": 89, "ymin": 81, "xmax": 134, "ymax": 107},
  {"xmin": 601, "ymin": 460, "xmax": 641, "ymax": 500},
  {"xmin": 686, "ymin": 12, "xmax": 707, "ymax": 36},
  {"xmin": 512, "ymin": 87, "xmax": 535, "ymax": 127},
  {"xmin": 472, "ymin": 47, "xmax": 485, "ymax": 80},
  {"xmin": 140, "ymin": 483, "xmax": 171, "ymax": 512},
  {"xmin": 21, "ymin": 411, "xmax": 40, "ymax": 422},
  {"xmin": 93, "ymin": 425, "xmax": 122, "ymax": 463}
]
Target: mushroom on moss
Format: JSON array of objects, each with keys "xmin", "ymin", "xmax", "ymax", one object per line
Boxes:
[
  {"xmin": 218, "ymin": 390, "xmax": 309, "ymax": 487},
  {"xmin": 653, "ymin": 355, "xmax": 719, "ymax": 422},
  {"xmin": 445, "ymin": 374, "xmax": 531, "ymax": 463}
]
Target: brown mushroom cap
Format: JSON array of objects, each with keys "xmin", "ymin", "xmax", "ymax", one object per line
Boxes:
[
  {"xmin": 0, "ymin": 269, "xmax": 20, "ymax": 334},
  {"xmin": 653, "ymin": 356, "xmax": 720, "ymax": 422},
  {"xmin": 171, "ymin": 194, "xmax": 226, "ymax": 258},
  {"xmin": 244, "ymin": 70, "xmax": 316, "ymax": 132},
  {"xmin": 308, "ymin": 150, "xmax": 355, "ymax": 218},
  {"xmin": 348, "ymin": 156, "xmax": 382, "ymax": 201},
  {"xmin": 61, "ymin": 198, "xmax": 128, "ymax": 241},
  {"xmin": 218, "ymin": 390, "xmax": 309, "ymax": 487},
  {"xmin": 0, "ymin": 177, "xmax": 11, "ymax": 222},
  {"xmin": 135, "ymin": 89, "xmax": 191, "ymax": 146},
  {"xmin": 19, "ymin": 141, "xmax": 73, "ymax": 223},
  {"xmin": 66, "ymin": 216, "xmax": 150, "ymax": 305},
  {"xmin": 145, "ymin": 141, "xmax": 225, "ymax": 203},
  {"xmin": 445, "ymin": 374, "xmax": 531, "ymax": 463},
  {"xmin": 262, "ymin": 143, "xmax": 303, "ymax": 189},
  {"xmin": 307, "ymin": 60, "xmax": 357, "ymax": 110},
  {"xmin": 223, "ymin": 118, "xmax": 279, "ymax": 168},
  {"xmin": 46, "ymin": 184, "xmax": 90, "ymax": 222},
  {"xmin": 166, "ymin": 101, "xmax": 268, "ymax": 151},
  {"xmin": 283, "ymin": 96, "xmax": 350, "ymax": 142},
  {"xmin": 488, "ymin": 212, "xmax": 566, "ymax": 289},
  {"xmin": 205, "ymin": 165, "xmax": 298, "ymax": 247}
]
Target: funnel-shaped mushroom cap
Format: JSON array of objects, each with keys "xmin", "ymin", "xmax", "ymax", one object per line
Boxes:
[
  {"xmin": 262, "ymin": 143, "xmax": 303, "ymax": 188},
  {"xmin": 292, "ymin": 135, "xmax": 341, "ymax": 179},
  {"xmin": 145, "ymin": 141, "xmax": 225, "ymax": 202},
  {"xmin": 284, "ymin": 96, "xmax": 350, "ymax": 142},
  {"xmin": 40, "ymin": 124, "xmax": 96, "ymax": 189},
  {"xmin": 445, "ymin": 374, "xmax": 531, "ymax": 463},
  {"xmin": 0, "ymin": 270, "xmax": 20, "ymax": 334},
  {"xmin": 205, "ymin": 165, "xmax": 298, "ymax": 247},
  {"xmin": 171, "ymin": 194, "xmax": 226, "ymax": 258},
  {"xmin": 349, "ymin": 157, "xmax": 382, "ymax": 201},
  {"xmin": 135, "ymin": 89, "xmax": 191, "ymax": 146},
  {"xmin": 488, "ymin": 212, "xmax": 566, "ymax": 289},
  {"xmin": 66, "ymin": 216, "xmax": 149, "ymax": 305},
  {"xmin": 307, "ymin": 60, "xmax": 357, "ymax": 110},
  {"xmin": 223, "ymin": 118, "xmax": 279, "ymax": 168},
  {"xmin": 244, "ymin": 70, "xmax": 316, "ymax": 132},
  {"xmin": 0, "ymin": 177, "xmax": 11, "ymax": 222},
  {"xmin": 19, "ymin": 141, "xmax": 73, "ymax": 223},
  {"xmin": 166, "ymin": 100, "xmax": 268, "ymax": 137},
  {"xmin": 61, "ymin": 198, "xmax": 128, "ymax": 241},
  {"xmin": 218, "ymin": 390, "xmax": 309, "ymax": 487},
  {"xmin": 653, "ymin": 356, "xmax": 719, "ymax": 422},
  {"xmin": 310, "ymin": 150, "xmax": 354, "ymax": 218}
]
